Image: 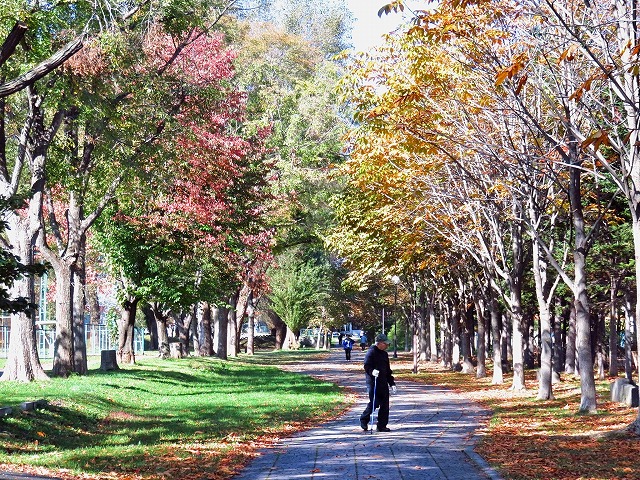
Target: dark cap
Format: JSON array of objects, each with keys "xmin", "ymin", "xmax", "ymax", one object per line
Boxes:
[{"xmin": 375, "ymin": 333, "xmax": 390, "ymax": 344}]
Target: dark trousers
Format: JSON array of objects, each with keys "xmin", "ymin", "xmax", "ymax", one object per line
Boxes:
[
  {"xmin": 345, "ymin": 348, "xmax": 352, "ymax": 360},
  {"xmin": 359, "ymin": 381, "xmax": 390, "ymax": 428}
]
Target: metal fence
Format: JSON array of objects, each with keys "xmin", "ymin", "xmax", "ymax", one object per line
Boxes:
[{"xmin": 0, "ymin": 324, "xmax": 144, "ymax": 359}]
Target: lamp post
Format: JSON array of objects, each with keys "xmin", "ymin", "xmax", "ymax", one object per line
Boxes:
[{"xmin": 391, "ymin": 275, "xmax": 400, "ymax": 358}]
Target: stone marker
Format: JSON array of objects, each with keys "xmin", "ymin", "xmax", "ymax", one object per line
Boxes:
[
  {"xmin": 610, "ymin": 378, "xmax": 639, "ymax": 407},
  {"xmin": 100, "ymin": 349, "xmax": 119, "ymax": 371},
  {"xmin": 20, "ymin": 401, "xmax": 36, "ymax": 411}
]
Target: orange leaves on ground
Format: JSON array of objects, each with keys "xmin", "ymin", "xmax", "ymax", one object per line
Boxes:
[{"xmin": 393, "ymin": 356, "xmax": 640, "ymax": 480}]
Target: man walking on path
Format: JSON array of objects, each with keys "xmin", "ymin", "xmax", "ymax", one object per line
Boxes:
[
  {"xmin": 342, "ymin": 334, "xmax": 354, "ymax": 360},
  {"xmin": 359, "ymin": 332, "xmax": 367, "ymax": 350},
  {"xmin": 360, "ymin": 333, "xmax": 396, "ymax": 432}
]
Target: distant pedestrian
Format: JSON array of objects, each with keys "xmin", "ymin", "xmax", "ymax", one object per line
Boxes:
[
  {"xmin": 360, "ymin": 333, "xmax": 397, "ymax": 432},
  {"xmin": 342, "ymin": 334, "xmax": 354, "ymax": 360},
  {"xmin": 360, "ymin": 332, "xmax": 368, "ymax": 351}
]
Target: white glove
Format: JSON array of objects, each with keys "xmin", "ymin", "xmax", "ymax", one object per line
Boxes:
[
  {"xmin": 391, "ymin": 385, "xmax": 397, "ymax": 394},
  {"xmin": 372, "ymin": 369, "xmax": 380, "ymax": 377}
]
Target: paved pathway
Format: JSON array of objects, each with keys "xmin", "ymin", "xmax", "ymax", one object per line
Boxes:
[{"xmin": 233, "ymin": 348, "xmax": 502, "ymax": 480}]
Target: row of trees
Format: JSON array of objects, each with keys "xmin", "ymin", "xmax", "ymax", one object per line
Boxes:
[
  {"xmin": 0, "ymin": 0, "xmax": 356, "ymax": 381},
  {"xmin": 328, "ymin": 0, "xmax": 640, "ymax": 429}
]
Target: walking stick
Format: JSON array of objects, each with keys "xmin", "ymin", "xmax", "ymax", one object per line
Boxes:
[{"xmin": 370, "ymin": 375, "xmax": 377, "ymax": 434}]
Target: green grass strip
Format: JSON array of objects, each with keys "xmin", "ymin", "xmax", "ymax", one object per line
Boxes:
[{"xmin": 0, "ymin": 352, "xmax": 346, "ymax": 478}]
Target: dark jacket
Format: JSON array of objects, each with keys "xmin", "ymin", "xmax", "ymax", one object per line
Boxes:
[{"xmin": 363, "ymin": 345, "xmax": 395, "ymax": 388}]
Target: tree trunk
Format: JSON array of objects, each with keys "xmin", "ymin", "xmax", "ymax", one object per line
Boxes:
[
  {"xmin": 595, "ymin": 312, "xmax": 606, "ymax": 381},
  {"xmin": 142, "ymin": 304, "xmax": 158, "ymax": 351},
  {"xmin": 418, "ymin": 289, "xmax": 428, "ymax": 361},
  {"xmin": 565, "ymin": 303, "xmax": 577, "ymax": 374},
  {"xmin": 490, "ymin": 288, "xmax": 503, "ymax": 384},
  {"xmin": 0, "ymin": 87, "xmax": 51, "ymax": 381},
  {"xmin": 176, "ymin": 309, "xmax": 193, "ymax": 355},
  {"xmin": 509, "ymin": 206, "xmax": 526, "ymax": 391},
  {"xmin": 523, "ymin": 313, "xmax": 535, "ymax": 369},
  {"xmin": 198, "ymin": 302, "xmax": 214, "ymax": 357},
  {"xmin": 532, "ymin": 234, "xmax": 553, "ymax": 400},
  {"xmin": 441, "ymin": 301, "xmax": 452, "ymax": 369},
  {"xmin": 510, "ymin": 301, "xmax": 526, "ymax": 391},
  {"xmin": 51, "ymin": 259, "xmax": 75, "ymax": 377},
  {"xmin": 234, "ymin": 284, "xmax": 251, "ymax": 354},
  {"xmin": 246, "ymin": 294, "xmax": 255, "ymax": 355},
  {"xmin": 283, "ymin": 326, "xmax": 298, "ymax": 350},
  {"xmin": 118, "ymin": 295, "xmax": 138, "ymax": 364},
  {"xmin": 86, "ymin": 283, "xmax": 101, "ymax": 325},
  {"xmin": 474, "ymin": 294, "xmax": 487, "ymax": 379},
  {"xmin": 570, "ymin": 159, "xmax": 597, "ymax": 412},
  {"xmin": 227, "ymin": 293, "xmax": 238, "ymax": 357},
  {"xmin": 609, "ymin": 276, "xmax": 619, "ymax": 377},
  {"xmin": 624, "ymin": 291, "xmax": 634, "ymax": 381},
  {"xmin": 503, "ymin": 312, "xmax": 512, "ymax": 368},
  {"xmin": 553, "ymin": 306, "xmax": 564, "ymax": 380},
  {"xmin": 272, "ymin": 312, "xmax": 287, "ymax": 350},
  {"xmin": 428, "ymin": 294, "xmax": 437, "ymax": 362},
  {"xmin": 72, "ymin": 249, "xmax": 87, "ymax": 375},
  {"xmin": 214, "ymin": 305, "xmax": 229, "ymax": 360},
  {"xmin": 151, "ymin": 303, "xmax": 169, "ymax": 359},
  {"xmin": 0, "ymin": 220, "xmax": 47, "ymax": 381},
  {"xmin": 461, "ymin": 301, "xmax": 474, "ymax": 374},
  {"xmin": 451, "ymin": 303, "xmax": 461, "ymax": 370}
]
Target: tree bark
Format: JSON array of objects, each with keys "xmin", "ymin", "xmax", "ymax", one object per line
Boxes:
[
  {"xmin": 609, "ymin": 276, "xmax": 619, "ymax": 377},
  {"xmin": 532, "ymin": 233, "xmax": 554, "ymax": 400},
  {"xmin": 569, "ymin": 159, "xmax": 597, "ymax": 412},
  {"xmin": 86, "ymin": 283, "xmax": 101, "ymax": 325},
  {"xmin": 72, "ymin": 245, "xmax": 87, "ymax": 375},
  {"xmin": 151, "ymin": 303, "xmax": 170, "ymax": 359},
  {"xmin": 552, "ymin": 306, "xmax": 565, "ymax": 380},
  {"xmin": 214, "ymin": 305, "xmax": 229, "ymax": 360},
  {"xmin": 489, "ymin": 287, "xmax": 503, "ymax": 384},
  {"xmin": 227, "ymin": 293, "xmax": 238, "ymax": 357},
  {"xmin": 565, "ymin": 303, "xmax": 577, "ymax": 375},
  {"xmin": 451, "ymin": 302, "xmax": 461, "ymax": 370},
  {"xmin": 176, "ymin": 309, "xmax": 193, "ymax": 355},
  {"xmin": 283, "ymin": 326, "xmax": 298, "ymax": 350},
  {"xmin": 474, "ymin": 293, "xmax": 487, "ymax": 379},
  {"xmin": 142, "ymin": 304, "xmax": 158, "ymax": 351},
  {"xmin": 441, "ymin": 300, "xmax": 452, "ymax": 369},
  {"xmin": 246, "ymin": 293, "xmax": 255, "ymax": 355},
  {"xmin": 118, "ymin": 295, "xmax": 138, "ymax": 364},
  {"xmin": 508, "ymin": 204, "xmax": 526, "ymax": 391},
  {"xmin": 418, "ymin": 288, "xmax": 428, "ymax": 361},
  {"xmin": 461, "ymin": 300, "xmax": 474, "ymax": 374},
  {"xmin": 624, "ymin": 291, "xmax": 634, "ymax": 381},
  {"xmin": 0, "ymin": 223, "xmax": 47, "ymax": 381},
  {"xmin": 272, "ymin": 312, "xmax": 287, "ymax": 350},
  {"xmin": 428, "ymin": 296, "xmax": 437, "ymax": 362},
  {"xmin": 198, "ymin": 302, "xmax": 214, "ymax": 357},
  {"xmin": 51, "ymin": 259, "xmax": 74, "ymax": 377},
  {"xmin": 0, "ymin": 22, "xmax": 28, "ymax": 69}
]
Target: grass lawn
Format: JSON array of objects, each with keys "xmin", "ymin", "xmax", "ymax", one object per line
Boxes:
[
  {"xmin": 4, "ymin": 350, "xmax": 640, "ymax": 480},
  {"xmin": 0, "ymin": 351, "xmax": 347, "ymax": 480},
  {"xmin": 393, "ymin": 356, "xmax": 640, "ymax": 480}
]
